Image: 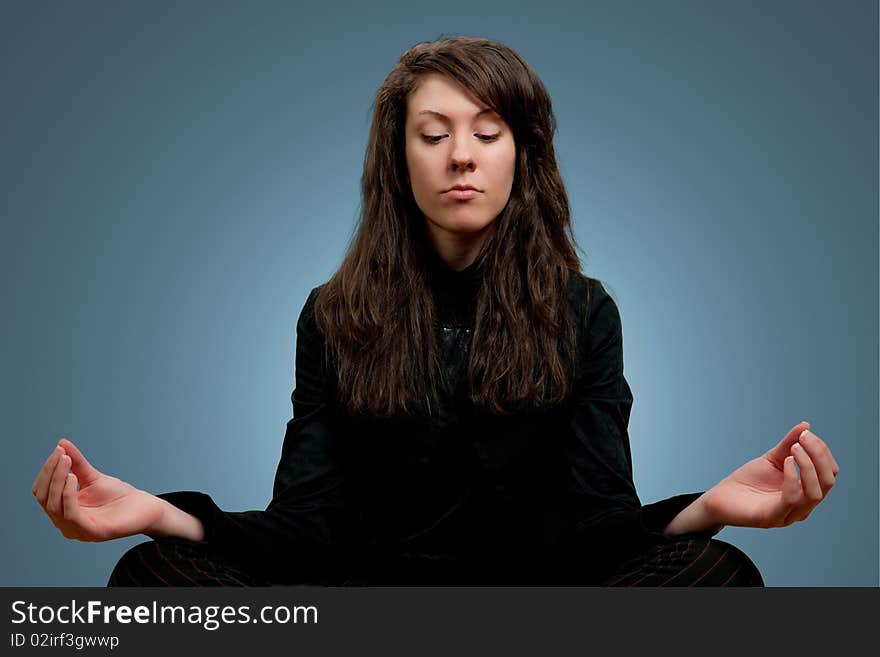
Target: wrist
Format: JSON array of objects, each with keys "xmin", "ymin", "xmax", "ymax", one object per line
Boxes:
[
  {"xmin": 144, "ymin": 495, "xmax": 206, "ymax": 542},
  {"xmin": 696, "ymin": 491, "xmax": 726, "ymax": 535},
  {"xmin": 663, "ymin": 492, "xmax": 725, "ymax": 538}
]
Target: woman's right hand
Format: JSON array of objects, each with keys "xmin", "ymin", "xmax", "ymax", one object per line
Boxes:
[{"xmin": 32, "ymin": 439, "xmax": 165, "ymax": 542}]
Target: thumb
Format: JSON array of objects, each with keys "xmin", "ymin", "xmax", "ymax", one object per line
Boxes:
[
  {"xmin": 57, "ymin": 439, "xmax": 102, "ymax": 486},
  {"xmin": 781, "ymin": 455, "xmax": 802, "ymax": 506},
  {"xmin": 767, "ymin": 421, "xmax": 810, "ymax": 468},
  {"xmin": 61, "ymin": 473, "xmax": 81, "ymax": 523}
]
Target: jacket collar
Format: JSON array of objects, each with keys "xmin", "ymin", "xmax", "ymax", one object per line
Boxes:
[{"xmin": 425, "ymin": 247, "xmax": 485, "ymax": 326}]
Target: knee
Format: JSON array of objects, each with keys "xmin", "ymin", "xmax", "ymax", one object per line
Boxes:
[
  {"xmin": 707, "ymin": 539, "xmax": 764, "ymax": 587},
  {"xmin": 106, "ymin": 540, "xmax": 164, "ymax": 587}
]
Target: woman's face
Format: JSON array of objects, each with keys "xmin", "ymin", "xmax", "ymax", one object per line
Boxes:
[{"xmin": 404, "ymin": 73, "xmax": 516, "ymax": 266}]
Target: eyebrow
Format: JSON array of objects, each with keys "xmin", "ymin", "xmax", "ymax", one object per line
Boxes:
[{"xmin": 417, "ymin": 108, "xmax": 498, "ymax": 121}]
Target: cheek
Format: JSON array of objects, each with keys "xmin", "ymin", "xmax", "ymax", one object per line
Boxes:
[
  {"xmin": 488, "ymin": 151, "xmax": 516, "ymax": 196},
  {"xmin": 489, "ymin": 142, "xmax": 515, "ymax": 174},
  {"xmin": 406, "ymin": 155, "xmax": 434, "ymax": 193}
]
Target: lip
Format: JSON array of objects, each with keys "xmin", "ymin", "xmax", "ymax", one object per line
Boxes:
[
  {"xmin": 444, "ymin": 189, "xmax": 481, "ymax": 200},
  {"xmin": 443, "ymin": 185, "xmax": 482, "ymax": 200}
]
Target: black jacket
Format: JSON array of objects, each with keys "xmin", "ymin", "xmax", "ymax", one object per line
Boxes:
[{"xmin": 158, "ymin": 256, "xmax": 706, "ymax": 585}]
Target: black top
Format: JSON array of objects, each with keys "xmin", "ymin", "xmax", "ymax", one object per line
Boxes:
[{"xmin": 158, "ymin": 256, "xmax": 706, "ymax": 585}]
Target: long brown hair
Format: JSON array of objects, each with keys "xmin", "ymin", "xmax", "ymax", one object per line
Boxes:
[{"xmin": 314, "ymin": 35, "xmax": 585, "ymax": 417}]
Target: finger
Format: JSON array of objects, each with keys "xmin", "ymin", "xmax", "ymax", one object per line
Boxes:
[
  {"xmin": 34, "ymin": 446, "xmax": 64, "ymax": 506},
  {"xmin": 781, "ymin": 455, "xmax": 815, "ymax": 526},
  {"xmin": 791, "ymin": 442, "xmax": 823, "ymax": 503},
  {"xmin": 799, "ymin": 430, "xmax": 837, "ymax": 491},
  {"xmin": 767, "ymin": 421, "xmax": 811, "ymax": 467},
  {"xmin": 62, "ymin": 473, "xmax": 80, "ymax": 522},
  {"xmin": 58, "ymin": 439, "xmax": 102, "ymax": 485},
  {"xmin": 802, "ymin": 430, "xmax": 840, "ymax": 476},
  {"xmin": 781, "ymin": 455, "xmax": 801, "ymax": 507},
  {"xmin": 46, "ymin": 454, "xmax": 71, "ymax": 517}
]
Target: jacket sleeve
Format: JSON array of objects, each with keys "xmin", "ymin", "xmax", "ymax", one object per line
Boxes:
[
  {"xmin": 155, "ymin": 286, "xmax": 350, "ymax": 579},
  {"xmin": 564, "ymin": 277, "xmax": 710, "ymax": 564}
]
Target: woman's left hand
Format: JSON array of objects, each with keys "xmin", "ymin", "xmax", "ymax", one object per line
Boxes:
[{"xmin": 700, "ymin": 421, "xmax": 840, "ymax": 529}]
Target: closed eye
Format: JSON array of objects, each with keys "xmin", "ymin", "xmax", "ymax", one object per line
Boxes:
[{"xmin": 422, "ymin": 134, "xmax": 500, "ymax": 145}]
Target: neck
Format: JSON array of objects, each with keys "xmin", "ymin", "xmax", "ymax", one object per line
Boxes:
[{"xmin": 424, "ymin": 222, "xmax": 493, "ymax": 271}]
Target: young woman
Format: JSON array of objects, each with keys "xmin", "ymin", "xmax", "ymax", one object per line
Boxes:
[{"xmin": 32, "ymin": 36, "xmax": 839, "ymax": 586}]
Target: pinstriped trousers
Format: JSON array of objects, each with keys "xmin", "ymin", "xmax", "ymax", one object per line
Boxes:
[
  {"xmin": 107, "ymin": 539, "xmax": 275, "ymax": 586},
  {"xmin": 106, "ymin": 535, "xmax": 764, "ymax": 587},
  {"xmin": 595, "ymin": 535, "xmax": 765, "ymax": 586}
]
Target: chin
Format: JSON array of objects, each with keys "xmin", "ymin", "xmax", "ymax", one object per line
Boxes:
[{"xmin": 432, "ymin": 213, "xmax": 496, "ymax": 235}]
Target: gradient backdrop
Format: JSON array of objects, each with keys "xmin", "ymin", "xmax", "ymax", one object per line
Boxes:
[{"xmin": 2, "ymin": 0, "xmax": 877, "ymax": 586}]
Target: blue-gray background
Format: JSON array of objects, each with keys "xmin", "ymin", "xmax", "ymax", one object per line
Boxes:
[{"xmin": 3, "ymin": 0, "xmax": 876, "ymax": 587}]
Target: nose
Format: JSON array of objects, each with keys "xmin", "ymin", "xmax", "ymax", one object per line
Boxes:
[{"xmin": 450, "ymin": 134, "xmax": 475, "ymax": 172}]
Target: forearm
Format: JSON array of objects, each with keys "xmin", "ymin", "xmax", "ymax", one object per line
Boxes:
[
  {"xmin": 662, "ymin": 492, "xmax": 725, "ymax": 538},
  {"xmin": 144, "ymin": 496, "xmax": 206, "ymax": 542}
]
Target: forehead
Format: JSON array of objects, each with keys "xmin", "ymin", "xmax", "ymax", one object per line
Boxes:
[{"xmin": 407, "ymin": 73, "xmax": 497, "ymax": 120}]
